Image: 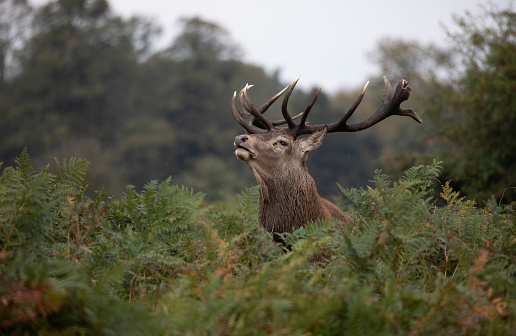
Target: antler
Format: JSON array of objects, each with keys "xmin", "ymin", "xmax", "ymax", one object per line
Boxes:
[
  {"xmin": 231, "ymin": 75, "xmax": 422, "ymax": 136},
  {"xmin": 231, "ymin": 84, "xmax": 304, "ymax": 134}
]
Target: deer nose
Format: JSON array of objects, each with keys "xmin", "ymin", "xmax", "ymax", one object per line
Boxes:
[{"xmin": 234, "ymin": 135, "xmax": 248, "ymax": 147}]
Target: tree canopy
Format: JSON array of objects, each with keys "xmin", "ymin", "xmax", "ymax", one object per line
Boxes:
[
  {"xmin": 0, "ymin": 0, "xmax": 387, "ymax": 201},
  {"xmin": 0, "ymin": 0, "xmax": 514, "ymax": 205},
  {"xmin": 382, "ymin": 6, "xmax": 516, "ymax": 204},
  {"xmin": 433, "ymin": 8, "xmax": 516, "ymax": 203}
]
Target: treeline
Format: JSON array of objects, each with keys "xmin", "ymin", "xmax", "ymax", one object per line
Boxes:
[
  {"xmin": 0, "ymin": 0, "xmax": 515, "ymax": 204},
  {"xmin": 0, "ymin": 0, "xmax": 390, "ymax": 201}
]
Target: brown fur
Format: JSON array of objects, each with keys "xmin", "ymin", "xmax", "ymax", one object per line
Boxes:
[{"xmin": 234, "ymin": 128, "xmax": 350, "ymax": 238}]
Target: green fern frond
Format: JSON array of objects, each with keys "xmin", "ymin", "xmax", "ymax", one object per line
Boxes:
[
  {"xmin": 53, "ymin": 157, "xmax": 90, "ymax": 188},
  {"xmin": 14, "ymin": 147, "xmax": 35, "ymax": 181},
  {"xmin": 236, "ymin": 186, "xmax": 259, "ymax": 219},
  {"xmin": 398, "ymin": 160, "xmax": 442, "ymax": 191}
]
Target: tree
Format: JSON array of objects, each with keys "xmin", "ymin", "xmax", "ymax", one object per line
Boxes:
[
  {"xmin": 369, "ymin": 38, "xmax": 453, "ymax": 94},
  {"xmin": 0, "ymin": 0, "xmax": 160, "ymax": 194},
  {"xmin": 0, "ymin": 0, "xmax": 32, "ymax": 82},
  {"xmin": 384, "ymin": 5, "xmax": 516, "ymax": 204},
  {"xmin": 164, "ymin": 16, "xmax": 242, "ymax": 62},
  {"xmin": 433, "ymin": 6, "xmax": 516, "ymax": 203},
  {"xmin": 114, "ymin": 16, "xmax": 268, "ymax": 193}
]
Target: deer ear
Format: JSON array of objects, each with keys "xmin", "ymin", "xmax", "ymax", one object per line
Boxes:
[{"xmin": 299, "ymin": 126, "xmax": 328, "ymax": 153}]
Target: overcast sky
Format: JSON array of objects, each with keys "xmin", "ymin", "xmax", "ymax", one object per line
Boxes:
[{"xmin": 32, "ymin": 0, "xmax": 511, "ymax": 92}]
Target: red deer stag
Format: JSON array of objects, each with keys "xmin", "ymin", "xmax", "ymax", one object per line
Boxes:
[{"xmin": 232, "ymin": 76, "xmax": 422, "ymax": 239}]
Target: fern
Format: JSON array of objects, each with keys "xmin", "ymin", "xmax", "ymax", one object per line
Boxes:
[
  {"xmin": 1, "ymin": 151, "xmax": 54, "ymax": 252},
  {"xmin": 14, "ymin": 147, "xmax": 36, "ymax": 181},
  {"xmin": 52, "ymin": 157, "xmax": 90, "ymax": 196},
  {"xmin": 208, "ymin": 186, "xmax": 260, "ymax": 241},
  {"xmin": 397, "ymin": 160, "xmax": 442, "ymax": 191},
  {"xmin": 2, "ymin": 153, "xmax": 516, "ymax": 334},
  {"xmin": 236, "ymin": 185, "xmax": 260, "ymax": 221}
]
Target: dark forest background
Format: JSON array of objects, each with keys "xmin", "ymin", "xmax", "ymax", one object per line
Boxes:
[{"xmin": 0, "ymin": 0, "xmax": 514, "ymax": 204}]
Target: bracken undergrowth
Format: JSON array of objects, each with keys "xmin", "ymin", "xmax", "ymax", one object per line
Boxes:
[{"xmin": 1, "ymin": 151, "xmax": 515, "ymax": 335}]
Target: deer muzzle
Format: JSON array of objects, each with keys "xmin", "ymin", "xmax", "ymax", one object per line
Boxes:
[{"xmin": 234, "ymin": 135, "xmax": 255, "ymax": 161}]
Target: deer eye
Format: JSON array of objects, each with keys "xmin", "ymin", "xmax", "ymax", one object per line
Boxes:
[{"xmin": 279, "ymin": 140, "xmax": 288, "ymax": 146}]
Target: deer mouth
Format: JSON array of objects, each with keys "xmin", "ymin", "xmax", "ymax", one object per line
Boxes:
[{"xmin": 234, "ymin": 145, "xmax": 255, "ymax": 161}]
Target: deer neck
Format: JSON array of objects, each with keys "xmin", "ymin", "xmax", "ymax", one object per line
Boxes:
[{"xmin": 252, "ymin": 164, "xmax": 325, "ymax": 234}]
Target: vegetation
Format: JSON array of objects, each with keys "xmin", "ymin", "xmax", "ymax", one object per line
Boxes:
[
  {"xmin": 0, "ymin": 1, "xmax": 515, "ymax": 333},
  {"xmin": 381, "ymin": 7, "xmax": 516, "ymax": 204},
  {"xmin": 0, "ymin": 1, "xmax": 513, "ymax": 205},
  {"xmin": 1, "ymin": 151, "xmax": 515, "ymax": 335},
  {"xmin": 426, "ymin": 8, "xmax": 516, "ymax": 203},
  {"xmin": 0, "ymin": 0, "xmax": 389, "ymax": 202}
]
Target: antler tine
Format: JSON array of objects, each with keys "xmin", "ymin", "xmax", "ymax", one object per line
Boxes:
[
  {"xmin": 258, "ymin": 85, "xmax": 289, "ymax": 114},
  {"xmin": 324, "ymin": 80, "xmax": 369, "ymax": 132},
  {"xmin": 380, "ymin": 75, "xmax": 392, "ymax": 106},
  {"xmin": 387, "ymin": 78, "xmax": 422, "ymax": 123},
  {"xmin": 281, "ymin": 76, "xmax": 300, "ymax": 129},
  {"xmin": 272, "ymin": 112, "xmax": 303, "ymax": 126},
  {"xmin": 299, "ymin": 85, "xmax": 321, "ymax": 128},
  {"xmin": 240, "ymin": 85, "xmax": 274, "ymax": 131},
  {"xmin": 232, "ymin": 91, "xmax": 266, "ymax": 134}
]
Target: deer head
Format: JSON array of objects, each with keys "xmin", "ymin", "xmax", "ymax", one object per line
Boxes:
[
  {"xmin": 234, "ymin": 127, "xmax": 327, "ymax": 183},
  {"xmin": 232, "ymin": 76, "xmax": 422, "ymax": 237}
]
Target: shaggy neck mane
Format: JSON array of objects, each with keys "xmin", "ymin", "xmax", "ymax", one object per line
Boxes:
[{"xmin": 255, "ymin": 164, "xmax": 325, "ymax": 234}]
